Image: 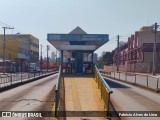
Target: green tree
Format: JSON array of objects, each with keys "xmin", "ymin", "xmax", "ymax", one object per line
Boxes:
[{"xmin": 96, "ymin": 50, "xmax": 114, "ymax": 68}]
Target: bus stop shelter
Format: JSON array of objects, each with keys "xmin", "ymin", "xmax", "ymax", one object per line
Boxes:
[{"xmin": 47, "ymin": 26, "xmax": 109, "ymax": 74}]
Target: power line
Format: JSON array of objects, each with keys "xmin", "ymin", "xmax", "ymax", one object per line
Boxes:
[
  {"xmin": 0, "ymin": 21, "xmax": 23, "ymax": 35},
  {"xmin": 108, "ymin": 36, "xmax": 117, "ymax": 41},
  {"xmin": 0, "ymin": 21, "xmax": 14, "ymax": 28}
]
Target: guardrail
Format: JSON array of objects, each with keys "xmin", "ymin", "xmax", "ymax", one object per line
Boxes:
[
  {"xmin": 0, "ymin": 69, "xmax": 58, "ymax": 89},
  {"xmin": 95, "ymin": 65, "xmax": 113, "ymax": 112},
  {"xmin": 101, "ymin": 70, "xmax": 160, "ymax": 92},
  {"xmin": 55, "ymin": 65, "xmax": 65, "ymax": 117}
]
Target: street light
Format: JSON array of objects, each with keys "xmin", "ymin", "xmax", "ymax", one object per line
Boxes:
[
  {"xmin": 2, "ymin": 27, "xmax": 14, "ymax": 74},
  {"xmin": 47, "ymin": 45, "xmax": 50, "ymax": 71}
]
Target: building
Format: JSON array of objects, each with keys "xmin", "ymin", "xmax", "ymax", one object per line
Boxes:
[
  {"xmin": 119, "ymin": 41, "xmax": 127, "ymax": 47},
  {"xmin": 0, "ymin": 34, "xmax": 39, "ymax": 72},
  {"xmin": 51, "ymin": 51, "xmax": 55, "ymax": 61},
  {"xmin": 47, "ymin": 26, "xmax": 109, "ymax": 74},
  {"xmin": 113, "ymin": 26, "xmax": 160, "ymax": 73}
]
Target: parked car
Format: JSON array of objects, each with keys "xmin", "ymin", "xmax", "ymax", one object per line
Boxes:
[
  {"xmin": 36, "ymin": 67, "xmax": 41, "ymax": 72},
  {"xmin": 29, "ymin": 66, "xmax": 35, "ymax": 72}
]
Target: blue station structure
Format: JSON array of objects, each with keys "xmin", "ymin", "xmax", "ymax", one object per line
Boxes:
[{"xmin": 47, "ymin": 26, "xmax": 109, "ymax": 74}]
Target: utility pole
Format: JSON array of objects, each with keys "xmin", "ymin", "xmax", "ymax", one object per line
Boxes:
[
  {"xmin": 117, "ymin": 35, "xmax": 120, "ymax": 71},
  {"xmin": 28, "ymin": 39, "xmax": 31, "ymax": 72},
  {"xmin": 2, "ymin": 27, "xmax": 14, "ymax": 74},
  {"xmin": 47, "ymin": 45, "xmax": 50, "ymax": 71},
  {"xmin": 153, "ymin": 22, "xmax": 158, "ymax": 75},
  {"xmin": 40, "ymin": 44, "xmax": 42, "ymax": 70}
]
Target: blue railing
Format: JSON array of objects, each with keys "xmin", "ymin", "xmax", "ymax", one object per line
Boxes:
[
  {"xmin": 55, "ymin": 66, "xmax": 62, "ymax": 91},
  {"xmin": 55, "ymin": 65, "xmax": 62, "ymax": 117}
]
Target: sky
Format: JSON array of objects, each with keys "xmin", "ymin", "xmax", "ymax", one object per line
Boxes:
[{"xmin": 0, "ymin": 0, "xmax": 160, "ymax": 57}]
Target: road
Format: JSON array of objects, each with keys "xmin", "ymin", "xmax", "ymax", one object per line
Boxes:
[
  {"xmin": 104, "ymin": 76, "xmax": 160, "ymax": 120},
  {"xmin": 0, "ymin": 73, "xmax": 58, "ymax": 120}
]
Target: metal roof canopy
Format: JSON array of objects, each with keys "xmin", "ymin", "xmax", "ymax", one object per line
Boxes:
[{"xmin": 47, "ymin": 26, "xmax": 109, "ymax": 58}]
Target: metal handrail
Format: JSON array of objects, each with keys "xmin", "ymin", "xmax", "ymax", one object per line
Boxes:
[
  {"xmin": 95, "ymin": 65, "xmax": 113, "ymax": 93},
  {"xmin": 102, "ymin": 69, "xmax": 160, "ymax": 91},
  {"xmin": 0, "ymin": 70, "xmax": 58, "ymax": 89},
  {"xmin": 103, "ymin": 69, "xmax": 160, "ymax": 79},
  {"xmin": 55, "ymin": 65, "xmax": 62, "ymax": 117},
  {"xmin": 55, "ymin": 65, "xmax": 62, "ymax": 91},
  {"xmin": 95, "ymin": 65, "xmax": 113, "ymax": 112}
]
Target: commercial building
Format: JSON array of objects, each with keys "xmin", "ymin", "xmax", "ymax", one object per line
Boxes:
[
  {"xmin": 0, "ymin": 34, "xmax": 39, "ymax": 72},
  {"xmin": 112, "ymin": 26, "xmax": 160, "ymax": 73}
]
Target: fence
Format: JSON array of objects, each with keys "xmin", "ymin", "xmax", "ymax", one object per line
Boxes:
[
  {"xmin": 100, "ymin": 70, "xmax": 160, "ymax": 92},
  {"xmin": 0, "ymin": 69, "xmax": 58, "ymax": 89},
  {"xmin": 95, "ymin": 65, "xmax": 113, "ymax": 112}
]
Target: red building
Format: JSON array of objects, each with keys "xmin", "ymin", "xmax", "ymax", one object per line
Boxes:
[{"xmin": 113, "ymin": 26, "xmax": 160, "ymax": 73}]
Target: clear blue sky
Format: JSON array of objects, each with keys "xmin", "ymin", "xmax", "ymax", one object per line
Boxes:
[{"xmin": 0, "ymin": 0, "xmax": 160, "ymax": 57}]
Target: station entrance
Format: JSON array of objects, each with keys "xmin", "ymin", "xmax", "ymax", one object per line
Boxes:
[
  {"xmin": 75, "ymin": 52, "xmax": 83, "ymax": 74},
  {"xmin": 47, "ymin": 27, "xmax": 112, "ymax": 119},
  {"xmin": 47, "ymin": 26, "xmax": 109, "ymax": 74},
  {"xmin": 64, "ymin": 51, "xmax": 93, "ymax": 74}
]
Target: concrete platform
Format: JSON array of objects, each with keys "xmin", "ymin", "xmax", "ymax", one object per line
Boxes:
[{"xmin": 64, "ymin": 75, "xmax": 106, "ymax": 120}]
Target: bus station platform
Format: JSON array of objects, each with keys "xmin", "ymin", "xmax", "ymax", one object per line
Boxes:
[
  {"xmin": 48, "ymin": 27, "xmax": 112, "ymax": 120},
  {"xmin": 51, "ymin": 74, "xmax": 110, "ymax": 120},
  {"xmin": 64, "ymin": 75, "xmax": 104, "ymax": 112}
]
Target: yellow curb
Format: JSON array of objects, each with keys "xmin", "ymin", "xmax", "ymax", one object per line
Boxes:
[{"xmin": 50, "ymin": 103, "xmax": 58, "ymax": 120}]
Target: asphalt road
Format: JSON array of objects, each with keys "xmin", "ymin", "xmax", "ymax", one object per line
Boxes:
[
  {"xmin": 0, "ymin": 74, "xmax": 58, "ymax": 120},
  {"xmin": 104, "ymin": 76, "xmax": 160, "ymax": 120}
]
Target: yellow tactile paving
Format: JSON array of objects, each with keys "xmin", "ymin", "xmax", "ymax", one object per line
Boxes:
[{"xmin": 64, "ymin": 76, "xmax": 106, "ymax": 120}]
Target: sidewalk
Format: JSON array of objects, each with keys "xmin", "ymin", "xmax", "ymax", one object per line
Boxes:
[
  {"xmin": 102, "ymin": 70, "xmax": 160, "ymax": 91},
  {"xmin": 102, "ymin": 70, "xmax": 160, "ymax": 78},
  {"xmin": 120, "ymin": 71, "xmax": 160, "ymax": 78}
]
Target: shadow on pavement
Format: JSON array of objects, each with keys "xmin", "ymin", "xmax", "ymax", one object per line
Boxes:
[{"xmin": 104, "ymin": 78, "xmax": 130, "ymax": 88}]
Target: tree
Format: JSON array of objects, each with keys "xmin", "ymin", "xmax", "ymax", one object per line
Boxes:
[{"xmin": 96, "ymin": 50, "xmax": 115, "ymax": 68}]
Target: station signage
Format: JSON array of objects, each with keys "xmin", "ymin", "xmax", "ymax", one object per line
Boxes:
[{"xmin": 47, "ymin": 34, "xmax": 109, "ymax": 41}]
